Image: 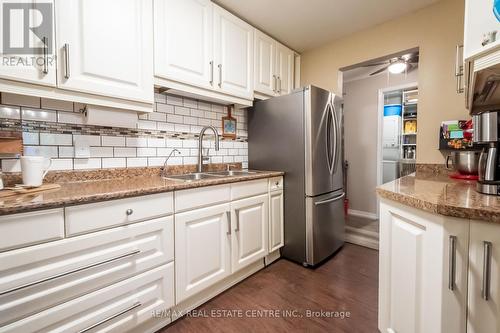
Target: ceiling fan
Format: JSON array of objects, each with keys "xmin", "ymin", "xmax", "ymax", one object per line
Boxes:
[{"xmin": 364, "ymin": 53, "xmax": 419, "ymax": 76}]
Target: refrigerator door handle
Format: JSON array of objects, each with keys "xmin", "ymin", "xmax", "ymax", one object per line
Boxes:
[
  {"xmin": 314, "ymin": 192, "xmax": 345, "ymax": 206},
  {"xmin": 331, "ymin": 102, "xmax": 339, "ymax": 174},
  {"xmin": 326, "ymin": 103, "xmax": 334, "ymax": 174}
]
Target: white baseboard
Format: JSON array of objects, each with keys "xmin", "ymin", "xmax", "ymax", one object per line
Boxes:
[{"xmin": 348, "ymin": 209, "xmax": 378, "ymax": 220}]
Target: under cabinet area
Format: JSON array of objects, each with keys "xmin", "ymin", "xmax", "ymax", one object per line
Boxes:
[{"xmin": 379, "ymin": 199, "xmax": 500, "ymax": 333}]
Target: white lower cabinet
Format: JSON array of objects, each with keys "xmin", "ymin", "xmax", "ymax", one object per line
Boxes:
[
  {"xmin": 1, "ymin": 264, "xmax": 174, "ymax": 333},
  {"xmin": 467, "ymin": 220, "xmax": 500, "ymax": 333},
  {"xmin": 269, "ymin": 190, "xmax": 284, "ymax": 252},
  {"xmin": 379, "ymin": 199, "xmax": 468, "ymax": 333},
  {"xmin": 231, "ymin": 194, "xmax": 269, "ymax": 273},
  {"xmin": 175, "ymin": 203, "xmax": 232, "ymax": 303}
]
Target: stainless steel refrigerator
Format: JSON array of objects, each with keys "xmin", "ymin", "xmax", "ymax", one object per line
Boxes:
[{"xmin": 248, "ymin": 85, "xmax": 345, "ymax": 267}]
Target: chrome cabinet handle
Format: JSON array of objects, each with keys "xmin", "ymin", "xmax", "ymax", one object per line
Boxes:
[
  {"xmin": 226, "ymin": 211, "xmax": 231, "ymax": 235},
  {"xmin": 455, "ymin": 45, "xmax": 464, "ymax": 94},
  {"xmin": 277, "ymin": 76, "xmax": 282, "ymax": 94},
  {"xmin": 234, "ymin": 211, "xmax": 240, "ymax": 232},
  {"xmin": 0, "ymin": 249, "xmax": 140, "ymax": 296},
  {"xmin": 314, "ymin": 193, "xmax": 345, "ymax": 206},
  {"xmin": 126, "ymin": 209, "xmax": 133, "ymax": 216},
  {"xmin": 218, "ymin": 64, "xmax": 222, "ymax": 88},
  {"xmin": 272, "ymin": 75, "xmax": 276, "ymax": 93},
  {"xmin": 78, "ymin": 302, "xmax": 142, "ymax": 333},
  {"xmin": 209, "ymin": 61, "xmax": 214, "ymax": 85},
  {"xmin": 42, "ymin": 37, "xmax": 48, "ymax": 75},
  {"xmin": 63, "ymin": 43, "xmax": 70, "ymax": 79},
  {"xmin": 482, "ymin": 241, "xmax": 492, "ymax": 300},
  {"xmin": 448, "ymin": 235, "xmax": 457, "ymax": 291}
]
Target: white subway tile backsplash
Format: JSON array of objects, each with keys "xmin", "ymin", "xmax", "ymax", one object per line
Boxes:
[
  {"xmin": 183, "ymin": 156, "xmax": 198, "ymax": 164},
  {"xmin": 198, "ymin": 101, "xmax": 211, "ymax": 111},
  {"xmin": 166, "ymin": 139, "xmax": 183, "ymax": 148},
  {"xmin": 137, "ymin": 120, "xmax": 156, "ymax": 130},
  {"xmin": 190, "ymin": 109, "xmax": 205, "ymax": 118},
  {"xmin": 167, "ymin": 114, "xmax": 183, "ymax": 124},
  {"xmin": 40, "ymin": 133, "xmax": 73, "ymax": 146},
  {"xmin": 167, "ymin": 95, "xmax": 183, "ymax": 106},
  {"xmin": 174, "ymin": 124, "xmax": 190, "ymax": 133},
  {"xmin": 41, "ymin": 98, "xmax": 73, "ymax": 112},
  {"xmin": 223, "ymin": 156, "xmax": 234, "ymax": 163},
  {"xmin": 183, "ymin": 98, "xmax": 198, "ymax": 109},
  {"xmin": 74, "ymin": 158, "xmax": 102, "ymax": 170},
  {"xmin": 57, "ymin": 111, "xmax": 84, "ymax": 124},
  {"xmin": 148, "ymin": 112, "xmax": 167, "ymax": 122},
  {"xmin": 126, "ymin": 137, "xmax": 148, "ymax": 147},
  {"xmin": 1, "ymin": 159, "xmax": 21, "ymax": 172},
  {"xmin": 137, "ymin": 147, "xmax": 156, "ymax": 157},
  {"xmin": 221, "ymin": 141, "xmax": 234, "ymax": 148},
  {"xmin": 90, "ymin": 147, "xmax": 113, "ymax": 158},
  {"xmin": 156, "ymin": 103, "xmax": 174, "ymax": 114},
  {"xmin": 0, "ymin": 105, "xmax": 20, "ymax": 119},
  {"xmin": 147, "ymin": 137, "xmax": 165, "ymax": 148},
  {"xmin": 73, "ymin": 134, "xmax": 101, "ymax": 147},
  {"xmin": 51, "ymin": 159, "xmax": 73, "ymax": 170},
  {"xmin": 211, "ymin": 156, "xmax": 223, "ymax": 163},
  {"xmin": 228, "ymin": 148, "xmax": 239, "ymax": 155},
  {"xmin": 24, "ymin": 145, "xmax": 59, "ymax": 158},
  {"xmin": 204, "ymin": 111, "xmax": 217, "ymax": 119},
  {"xmin": 114, "ymin": 147, "xmax": 136, "ymax": 157},
  {"xmin": 102, "ymin": 158, "xmax": 126, "ymax": 169},
  {"xmin": 59, "ymin": 146, "xmax": 75, "ymax": 158},
  {"xmin": 183, "ymin": 116, "xmax": 198, "ymax": 125},
  {"xmin": 211, "ymin": 104, "xmax": 225, "ymax": 113},
  {"xmin": 154, "ymin": 93, "xmax": 167, "ymax": 104},
  {"xmin": 157, "ymin": 122, "xmax": 175, "ymax": 131},
  {"xmin": 174, "ymin": 106, "xmax": 190, "ymax": 116},
  {"xmin": 102, "ymin": 136, "xmax": 125, "ymax": 147},
  {"xmin": 182, "ymin": 140, "xmax": 198, "ymax": 148},
  {"xmin": 22, "ymin": 132, "xmax": 38, "ymax": 145},
  {"xmin": 22, "ymin": 108, "xmax": 57, "ymax": 122},
  {"xmin": 198, "ymin": 118, "xmax": 212, "ymax": 126},
  {"xmin": 162, "ymin": 156, "xmax": 182, "ymax": 166},
  {"xmin": 2, "ymin": 93, "xmax": 40, "ymax": 108},
  {"xmin": 148, "ymin": 157, "xmax": 167, "ymax": 167},
  {"xmin": 126, "ymin": 157, "xmax": 148, "ymax": 168}
]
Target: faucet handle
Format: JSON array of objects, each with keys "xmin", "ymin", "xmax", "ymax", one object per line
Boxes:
[{"xmin": 226, "ymin": 163, "xmax": 238, "ymax": 171}]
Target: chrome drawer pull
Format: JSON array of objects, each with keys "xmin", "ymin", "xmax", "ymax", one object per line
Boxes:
[
  {"xmin": 63, "ymin": 43, "xmax": 70, "ymax": 79},
  {"xmin": 482, "ymin": 241, "xmax": 492, "ymax": 301},
  {"xmin": 42, "ymin": 36, "xmax": 48, "ymax": 74},
  {"xmin": 448, "ymin": 235, "xmax": 457, "ymax": 291},
  {"xmin": 226, "ymin": 211, "xmax": 231, "ymax": 235},
  {"xmin": 0, "ymin": 249, "xmax": 140, "ymax": 296},
  {"xmin": 78, "ymin": 302, "xmax": 142, "ymax": 333}
]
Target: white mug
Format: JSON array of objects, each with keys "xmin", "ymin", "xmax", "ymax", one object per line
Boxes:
[{"xmin": 20, "ymin": 156, "xmax": 52, "ymax": 187}]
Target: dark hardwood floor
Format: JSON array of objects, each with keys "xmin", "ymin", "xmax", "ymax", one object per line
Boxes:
[{"xmin": 160, "ymin": 244, "xmax": 378, "ymax": 333}]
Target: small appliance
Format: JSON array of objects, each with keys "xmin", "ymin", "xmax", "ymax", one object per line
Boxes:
[{"xmin": 473, "ymin": 111, "xmax": 500, "ymax": 195}]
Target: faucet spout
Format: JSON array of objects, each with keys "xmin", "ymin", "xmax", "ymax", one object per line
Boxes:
[{"xmin": 198, "ymin": 126, "xmax": 220, "ymax": 173}]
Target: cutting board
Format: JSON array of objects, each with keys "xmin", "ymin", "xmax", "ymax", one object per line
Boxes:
[{"xmin": 0, "ymin": 184, "xmax": 61, "ymax": 198}]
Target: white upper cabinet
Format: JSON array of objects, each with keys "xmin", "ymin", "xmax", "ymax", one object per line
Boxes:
[
  {"xmin": 254, "ymin": 30, "xmax": 276, "ymax": 96},
  {"xmin": 254, "ymin": 29, "xmax": 295, "ymax": 97},
  {"xmin": 55, "ymin": 0, "xmax": 153, "ymax": 103},
  {"xmin": 0, "ymin": 0, "xmax": 56, "ymax": 86},
  {"xmin": 464, "ymin": 0, "xmax": 500, "ymax": 59},
  {"xmin": 154, "ymin": 0, "xmax": 213, "ymax": 90},
  {"xmin": 276, "ymin": 42, "xmax": 294, "ymax": 95},
  {"xmin": 213, "ymin": 4, "xmax": 254, "ymax": 100}
]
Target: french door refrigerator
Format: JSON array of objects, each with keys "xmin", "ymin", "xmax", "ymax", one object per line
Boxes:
[{"xmin": 248, "ymin": 85, "xmax": 345, "ymax": 267}]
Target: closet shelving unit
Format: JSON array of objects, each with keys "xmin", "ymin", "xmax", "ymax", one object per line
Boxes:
[{"xmin": 400, "ymin": 88, "xmax": 418, "ymax": 176}]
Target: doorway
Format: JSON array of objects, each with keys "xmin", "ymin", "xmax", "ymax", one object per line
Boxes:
[{"xmin": 340, "ymin": 48, "xmax": 419, "ymax": 250}]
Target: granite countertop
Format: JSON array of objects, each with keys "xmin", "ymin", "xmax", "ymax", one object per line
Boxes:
[
  {"xmin": 0, "ymin": 170, "xmax": 284, "ymax": 216},
  {"xmin": 377, "ymin": 170, "xmax": 500, "ymax": 223}
]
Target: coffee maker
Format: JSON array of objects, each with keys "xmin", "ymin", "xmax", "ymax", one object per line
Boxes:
[{"xmin": 473, "ymin": 111, "xmax": 500, "ymax": 195}]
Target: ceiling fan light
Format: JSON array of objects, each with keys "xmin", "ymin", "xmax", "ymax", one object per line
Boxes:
[{"xmin": 388, "ymin": 61, "xmax": 407, "ymax": 74}]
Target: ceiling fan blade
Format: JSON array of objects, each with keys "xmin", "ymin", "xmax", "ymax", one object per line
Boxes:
[
  {"xmin": 362, "ymin": 62, "xmax": 389, "ymax": 67},
  {"xmin": 369, "ymin": 65, "xmax": 390, "ymax": 76}
]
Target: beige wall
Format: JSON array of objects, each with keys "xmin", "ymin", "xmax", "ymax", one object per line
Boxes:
[
  {"xmin": 301, "ymin": 0, "xmax": 467, "ymax": 163},
  {"xmin": 344, "ymin": 71, "xmax": 418, "ymax": 214}
]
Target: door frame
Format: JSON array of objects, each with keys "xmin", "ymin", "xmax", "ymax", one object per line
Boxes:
[{"xmin": 376, "ymin": 82, "xmax": 417, "ymax": 215}]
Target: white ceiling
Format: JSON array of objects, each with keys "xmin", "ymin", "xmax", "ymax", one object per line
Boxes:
[{"xmin": 214, "ymin": 0, "xmax": 440, "ymax": 52}]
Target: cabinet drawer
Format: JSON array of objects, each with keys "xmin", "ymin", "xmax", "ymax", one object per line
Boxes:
[
  {"xmin": 1, "ymin": 264, "xmax": 174, "ymax": 333},
  {"xmin": 65, "ymin": 192, "xmax": 173, "ymax": 236},
  {"xmin": 231, "ymin": 179, "xmax": 268, "ymax": 200},
  {"xmin": 0, "ymin": 209, "xmax": 64, "ymax": 252},
  {"xmin": 175, "ymin": 184, "xmax": 230, "ymax": 212},
  {"xmin": 0, "ymin": 217, "xmax": 173, "ymax": 327},
  {"xmin": 269, "ymin": 177, "xmax": 283, "ymax": 191}
]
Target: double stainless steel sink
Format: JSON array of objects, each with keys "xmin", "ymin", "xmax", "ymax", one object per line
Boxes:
[{"xmin": 163, "ymin": 170, "xmax": 256, "ymax": 182}]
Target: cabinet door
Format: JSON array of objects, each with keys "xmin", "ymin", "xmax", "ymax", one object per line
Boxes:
[
  {"xmin": 55, "ymin": 0, "xmax": 153, "ymax": 103},
  {"xmin": 464, "ymin": 0, "xmax": 500, "ymax": 59},
  {"xmin": 254, "ymin": 29, "xmax": 276, "ymax": 96},
  {"xmin": 269, "ymin": 190, "xmax": 284, "ymax": 252},
  {"xmin": 467, "ymin": 220, "xmax": 500, "ymax": 333},
  {"xmin": 378, "ymin": 200, "xmax": 468, "ymax": 333},
  {"xmin": 0, "ymin": 0, "xmax": 56, "ymax": 86},
  {"xmin": 175, "ymin": 203, "xmax": 231, "ymax": 303},
  {"xmin": 213, "ymin": 4, "xmax": 253, "ymax": 100},
  {"xmin": 154, "ymin": 0, "xmax": 213, "ymax": 90},
  {"xmin": 231, "ymin": 194, "xmax": 268, "ymax": 273},
  {"xmin": 276, "ymin": 42, "xmax": 294, "ymax": 95}
]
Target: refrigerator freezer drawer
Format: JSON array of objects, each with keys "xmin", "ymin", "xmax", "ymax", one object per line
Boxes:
[{"xmin": 305, "ymin": 190, "xmax": 345, "ymax": 266}]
